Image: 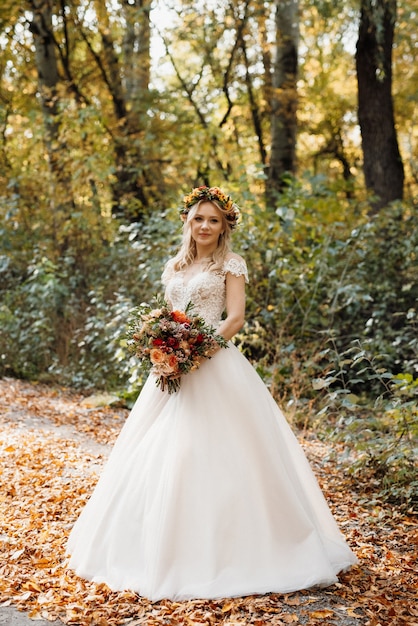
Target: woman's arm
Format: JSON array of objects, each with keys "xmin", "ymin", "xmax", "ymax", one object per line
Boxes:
[
  {"xmin": 199, "ymin": 272, "xmax": 246, "ymax": 362},
  {"xmin": 217, "ymin": 272, "xmax": 246, "ymax": 341},
  {"xmin": 201, "ymin": 272, "xmax": 246, "ymax": 361},
  {"xmin": 202, "ymin": 272, "xmax": 245, "ymax": 361}
]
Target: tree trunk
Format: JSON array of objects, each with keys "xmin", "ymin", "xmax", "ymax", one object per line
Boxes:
[
  {"xmin": 356, "ymin": 0, "xmax": 404, "ymax": 210},
  {"xmin": 122, "ymin": 0, "xmax": 151, "ymax": 99},
  {"xmin": 29, "ymin": 0, "xmax": 77, "ymax": 363},
  {"xmin": 29, "ymin": 0, "xmax": 75, "ymax": 247},
  {"xmin": 267, "ymin": 0, "xmax": 299, "ymax": 205},
  {"xmin": 93, "ymin": 0, "xmax": 155, "ymax": 221},
  {"xmin": 241, "ymin": 37, "xmax": 267, "ymax": 166}
]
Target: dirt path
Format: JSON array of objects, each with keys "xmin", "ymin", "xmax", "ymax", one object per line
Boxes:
[{"xmin": 0, "ymin": 378, "xmax": 416, "ymax": 625}]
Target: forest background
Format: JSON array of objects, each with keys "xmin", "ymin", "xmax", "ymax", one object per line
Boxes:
[{"xmin": 0, "ymin": 0, "xmax": 416, "ymax": 512}]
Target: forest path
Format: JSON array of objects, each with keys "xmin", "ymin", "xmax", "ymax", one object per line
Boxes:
[{"xmin": 0, "ymin": 378, "xmax": 415, "ymax": 626}]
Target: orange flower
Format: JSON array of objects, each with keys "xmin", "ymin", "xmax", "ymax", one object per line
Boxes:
[
  {"xmin": 171, "ymin": 310, "xmax": 191, "ymax": 324},
  {"xmin": 155, "ymin": 353, "xmax": 178, "ymax": 376},
  {"xmin": 150, "ymin": 348, "xmax": 165, "ymax": 364},
  {"xmin": 167, "ymin": 354, "xmax": 178, "ymax": 369}
]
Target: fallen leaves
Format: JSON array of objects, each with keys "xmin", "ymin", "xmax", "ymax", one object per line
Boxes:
[
  {"xmin": 0, "ymin": 378, "xmax": 417, "ymax": 625},
  {"xmin": 309, "ymin": 609, "xmax": 335, "ymax": 619}
]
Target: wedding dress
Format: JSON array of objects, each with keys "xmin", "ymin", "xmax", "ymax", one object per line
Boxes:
[{"xmin": 66, "ymin": 256, "xmax": 357, "ymax": 601}]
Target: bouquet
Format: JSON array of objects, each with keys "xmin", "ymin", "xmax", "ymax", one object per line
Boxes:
[{"xmin": 126, "ymin": 298, "xmax": 228, "ymax": 394}]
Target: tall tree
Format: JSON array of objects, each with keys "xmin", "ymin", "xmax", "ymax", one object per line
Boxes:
[
  {"xmin": 267, "ymin": 0, "xmax": 299, "ymax": 204},
  {"xmin": 29, "ymin": 0, "xmax": 75, "ymax": 252},
  {"xmin": 91, "ymin": 0, "xmax": 156, "ymax": 220},
  {"xmin": 356, "ymin": 0, "xmax": 404, "ymax": 210}
]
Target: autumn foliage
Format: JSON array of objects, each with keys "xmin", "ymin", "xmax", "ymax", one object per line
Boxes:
[{"xmin": 0, "ymin": 379, "xmax": 416, "ymax": 625}]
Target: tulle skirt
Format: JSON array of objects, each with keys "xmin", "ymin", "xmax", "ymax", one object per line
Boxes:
[{"xmin": 66, "ymin": 343, "xmax": 357, "ymax": 601}]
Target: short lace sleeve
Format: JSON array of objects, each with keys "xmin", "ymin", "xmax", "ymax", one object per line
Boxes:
[
  {"xmin": 223, "ymin": 256, "xmax": 249, "ymax": 283},
  {"xmin": 161, "ymin": 259, "xmax": 176, "ymax": 286}
]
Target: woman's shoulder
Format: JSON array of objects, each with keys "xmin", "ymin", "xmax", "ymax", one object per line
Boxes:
[
  {"xmin": 223, "ymin": 252, "xmax": 249, "ymax": 282},
  {"xmin": 224, "ymin": 251, "xmax": 245, "ymax": 263}
]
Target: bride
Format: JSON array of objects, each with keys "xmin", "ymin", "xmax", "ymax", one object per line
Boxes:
[{"xmin": 66, "ymin": 186, "xmax": 357, "ymax": 601}]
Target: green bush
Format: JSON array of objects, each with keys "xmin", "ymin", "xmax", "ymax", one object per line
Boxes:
[
  {"xmin": 317, "ymin": 347, "xmax": 417, "ymax": 511},
  {"xmin": 235, "ymin": 187, "xmax": 417, "ymax": 407},
  {"xmin": 0, "ymin": 212, "xmax": 180, "ymax": 391},
  {"xmin": 0, "ymin": 256, "xmax": 76, "ymax": 379}
]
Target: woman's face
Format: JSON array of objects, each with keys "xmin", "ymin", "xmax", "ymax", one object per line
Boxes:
[{"xmin": 189, "ymin": 201, "xmax": 224, "ymax": 249}]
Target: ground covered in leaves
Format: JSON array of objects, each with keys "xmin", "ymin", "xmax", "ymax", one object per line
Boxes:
[{"xmin": 0, "ymin": 378, "xmax": 416, "ymax": 626}]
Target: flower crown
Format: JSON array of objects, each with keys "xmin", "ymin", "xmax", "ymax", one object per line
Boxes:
[{"xmin": 180, "ymin": 186, "xmax": 240, "ymax": 229}]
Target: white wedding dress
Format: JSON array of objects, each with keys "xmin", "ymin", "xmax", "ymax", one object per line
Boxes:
[{"xmin": 66, "ymin": 257, "xmax": 357, "ymax": 601}]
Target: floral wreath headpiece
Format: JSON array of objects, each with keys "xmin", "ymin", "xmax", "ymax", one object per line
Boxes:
[{"xmin": 180, "ymin": 186, "xmax": 240, "ymax": 230}]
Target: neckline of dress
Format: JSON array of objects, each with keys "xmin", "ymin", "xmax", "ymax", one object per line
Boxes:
[{"xmin": 181, "ymin": 268, "xmax": 208, "ymax": 287}]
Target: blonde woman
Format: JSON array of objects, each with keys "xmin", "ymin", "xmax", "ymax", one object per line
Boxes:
[{"xmin": 67, "ymin": 186, "xmax": 357, "ymax": 601}]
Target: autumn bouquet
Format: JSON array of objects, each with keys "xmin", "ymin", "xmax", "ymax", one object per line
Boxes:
[{"xmin": 126, "ymin": 298, "xmax": 228, "ymax": 394}]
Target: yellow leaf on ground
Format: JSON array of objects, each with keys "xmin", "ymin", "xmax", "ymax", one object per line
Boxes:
[
  {"xmin": 22, "ymin": 581, "xmax": 42, "ymax": 592},
  {"xmin": 309, "ymin": 609, "xmax": 334, "ymax": 618},
  {"xmin": 282, "ymin": 614, "xmax": 299, "ymax": 623}
]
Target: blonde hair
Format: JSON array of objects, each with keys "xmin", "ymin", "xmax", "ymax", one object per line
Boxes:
[{"xmin": 172, "ymin": 201, "xmax": 232, "ymax": 273}]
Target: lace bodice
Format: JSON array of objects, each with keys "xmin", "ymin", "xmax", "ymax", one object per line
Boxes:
[{"xmin": 162, "ymin": 257, "xmax": 248, "ymax": 328}]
